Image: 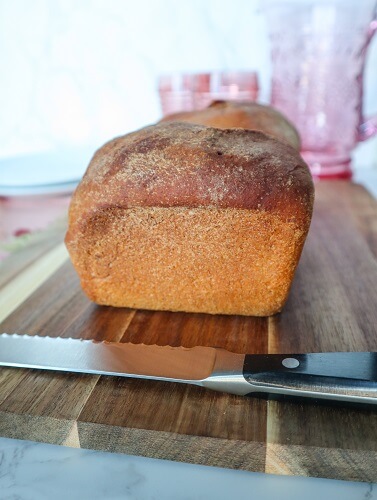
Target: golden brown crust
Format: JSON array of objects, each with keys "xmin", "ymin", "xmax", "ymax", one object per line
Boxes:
[
  {"xmin": 65, "ymin": 122, "xmax": 314, "ymax": 316},
  {"xmin": 68, "ymin": 122, "xmax": 312, "ymax": 227},
  {"xmin": 160, "ymin": 100, "xmax": 301, "ymax": 150}
]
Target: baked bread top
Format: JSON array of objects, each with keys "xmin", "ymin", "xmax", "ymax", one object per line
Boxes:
[
  {"xmin": 67, "ymin": 122, "xmax": 313, "ymax": 232},
  {"xmin": 160, "ymin": 100, "xmax": 301, "ymax": 150}
]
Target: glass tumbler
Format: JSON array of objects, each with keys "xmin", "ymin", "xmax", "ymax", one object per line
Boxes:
[
  {"xmin": 192, "ymin": 71, "xmax": 259, "ymax": 110},
  {"xmin": 158, "ymin": 71, "xmax": 259, "ymax": 117},
  {"xmin": 158, "ymin": 74, "xmax": 196, "ymax": 116}
]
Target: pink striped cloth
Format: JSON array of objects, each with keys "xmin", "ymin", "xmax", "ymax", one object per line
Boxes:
[{"xmin": 0, "ymin": 195, "xmax": 71, "ymax": 260}]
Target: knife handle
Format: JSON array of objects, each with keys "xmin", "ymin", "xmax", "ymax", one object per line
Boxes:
[{"xmin": 242, "ymin": 352, "xmax": 377, "ymax": 405}]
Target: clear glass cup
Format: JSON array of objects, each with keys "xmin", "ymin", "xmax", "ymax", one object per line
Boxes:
[
  {"xmin": 264, "ymin": 0, "xmax": 377, "ymax": 179},
  {"xmin": 158, "ymin": 71, "xmax": 259, "ymax": 117}
]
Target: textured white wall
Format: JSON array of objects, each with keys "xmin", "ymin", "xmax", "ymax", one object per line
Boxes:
[{"xmin": 0, "ymin": 0, "xmax": 376, "ymax": 168}]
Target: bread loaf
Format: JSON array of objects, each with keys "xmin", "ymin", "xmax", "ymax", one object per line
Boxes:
[
  {"xmin": 160, "ymin": 100, "xmax": 300, "ymax": 150},
  {"xmin": 65, "ymin": 122, "xmax": 314, "ymax": 316}
]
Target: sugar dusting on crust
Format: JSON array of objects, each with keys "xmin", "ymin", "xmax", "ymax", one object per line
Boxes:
[{"xmin": 69, "ymin": 122, "xmax": 313, "ymax": 229}]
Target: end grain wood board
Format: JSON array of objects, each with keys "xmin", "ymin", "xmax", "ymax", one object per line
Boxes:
[{"xmin": 0, "ymin": 181, "xmax": 377, "ymax": 482}]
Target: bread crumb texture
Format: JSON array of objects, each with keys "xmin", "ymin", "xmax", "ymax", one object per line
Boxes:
[
  {"xmin": 65, "ymin": 122, "xmax": 314, "ymax": 316},
  {"xmin": 68, "ymin": 207, "xmax": 306, "ymax": 316}
]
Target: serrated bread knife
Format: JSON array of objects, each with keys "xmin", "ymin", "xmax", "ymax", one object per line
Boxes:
[{"xmin": 1, "ymin": 333, "xmax": 377, "ymax": 405}]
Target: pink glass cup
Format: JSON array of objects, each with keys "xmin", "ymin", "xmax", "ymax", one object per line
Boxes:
[
  {"xmin": 158, "ymin": 71, "xmax": 259, "ymax": 117},
  {"xmin": 158, "ymin": 74, "xmax": 196, "ymax": 116},
  {"xmin": 264, "ymin": 0, "xmax": 377, "ymax": 179},
  {"xmin": 192, "ymin": 71, "xmax": 259, "ymax": 110}
]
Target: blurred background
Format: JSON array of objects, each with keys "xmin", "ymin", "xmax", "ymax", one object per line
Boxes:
[{"xmin": 1, "ymin": 0, "xmax": 376, "ymax": 169}]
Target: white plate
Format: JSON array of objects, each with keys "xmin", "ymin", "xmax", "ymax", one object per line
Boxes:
[{"xmin": 0, "ymin": 148, "xmax": 95, "ymax": 196}]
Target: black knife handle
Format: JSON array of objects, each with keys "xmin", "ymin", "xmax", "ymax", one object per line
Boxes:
[{"xmin": 242, "ymin": 352, "xmax": 377, "ymax": 404}]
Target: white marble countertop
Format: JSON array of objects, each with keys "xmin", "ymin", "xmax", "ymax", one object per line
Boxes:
[
  {"xmin": 0, "ymin": 168, "xmax": 376, "ymax": 500},
  {"xmin": 0, "ymin": 436, "xmax": 376, "ymax": 500}
]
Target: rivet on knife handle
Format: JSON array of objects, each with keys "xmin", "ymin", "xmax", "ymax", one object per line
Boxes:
[{"xmin": 242, "ymin": 352, "xmax": 377, "ymax": 404}]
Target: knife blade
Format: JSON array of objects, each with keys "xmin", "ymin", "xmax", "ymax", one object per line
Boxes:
[{"xmin": 1, "ymin": 333, "xmax": 377, "ymax": 404}]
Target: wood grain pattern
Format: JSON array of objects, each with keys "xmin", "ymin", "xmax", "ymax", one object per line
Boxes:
[
  {"xmin": 0, "ymin": 229, "xmax": 64, "ymax": 289},
  {"xmin": 0, "ymin": 181, "xmax": 377, "ymax": 482},
  {"xmin": 0, "ymin": 243, "xmax": 68, "ymax": 323}
]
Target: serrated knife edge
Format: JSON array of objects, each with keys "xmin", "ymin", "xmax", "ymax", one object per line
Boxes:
[{"xmin": 2, "ymin": 333, "xmax": 377, "ymax": 404}]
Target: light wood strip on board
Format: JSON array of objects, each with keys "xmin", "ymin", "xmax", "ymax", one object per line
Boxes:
[{"xmin": 0, "ymin": 243, "xmax": 68, "ymax": 324}]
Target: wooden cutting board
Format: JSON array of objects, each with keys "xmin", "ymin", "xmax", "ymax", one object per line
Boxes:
[{"xmin": 0, "ymin": 181, "xmax": 377, "ymax": 483}]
